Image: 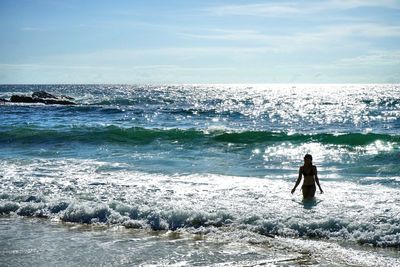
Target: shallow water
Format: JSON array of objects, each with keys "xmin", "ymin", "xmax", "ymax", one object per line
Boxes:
[
  {"xmin": 1, "ymin": 84, "xmax": 399, "ymax": 266},
  {"xmin": 1, "ymin": 217, "xmax": 399, "ymax": 266}
]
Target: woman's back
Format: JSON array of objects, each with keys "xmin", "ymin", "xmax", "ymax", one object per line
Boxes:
[{"xmin": 302, "ymin": 165, "xmax": 315, "ymax": 185}]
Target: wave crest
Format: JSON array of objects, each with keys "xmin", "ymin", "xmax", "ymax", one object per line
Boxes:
[
  {"xmin": 1, "ymin": 125, "xmax": 399, "ymax": 146},
  {"xmin": 1, "ymin": 198, "xmax": 399, "ymax": 247}
]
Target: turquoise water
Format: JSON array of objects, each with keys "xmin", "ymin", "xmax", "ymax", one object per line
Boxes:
[{"xmin": 1, "ymin": 84, "xmax": 399, "ymax": 266}]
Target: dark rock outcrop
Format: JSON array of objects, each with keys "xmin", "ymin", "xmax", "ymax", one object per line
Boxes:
[
  {"xmin": 9, "ymin": 91, "xmax": 76, "ymax": 105},
  {"xmin": 32, "ymin": 91, "xmax": 57, "ymax": 99},
  {"xmin": 0, "ymin": 97, "xmax": 9, "ymax": 102},
  {"xmin": 11, "ymin": 95, "xmax": 38, "ymax": 103}
]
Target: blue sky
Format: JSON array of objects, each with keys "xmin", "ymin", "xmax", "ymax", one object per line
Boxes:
[{"xmin": 0, "ymin": 0, "xmax": 399, "ymax": 83}]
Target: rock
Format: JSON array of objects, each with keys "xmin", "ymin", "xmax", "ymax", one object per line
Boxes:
[
  {"xmin": 0, "ymin": 97, "xmax": 9, "ymax": 102},
  {"xmin": 32, "ymin": 91, "xmax": 57, "ymax": 99},
  {"xmin": 10, "ymin": 93, "xmax": 76, "ymax": 105},
  {"xmin": 32, "ymin": 91, "xmax": 76, "ymax": 104},
  {"xmin": 10, "ymin": 95, "xmax": 39, "ymax": 103}
]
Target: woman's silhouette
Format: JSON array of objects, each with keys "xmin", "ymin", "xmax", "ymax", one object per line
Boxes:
[{"xmin": 291, "ymin": 154, "xmax": 323, "ymax": 199}]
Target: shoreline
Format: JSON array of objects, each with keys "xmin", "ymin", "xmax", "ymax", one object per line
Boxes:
[{"xmin": 1, "ymin": 216, "xmax": 399, "ymax": 267}]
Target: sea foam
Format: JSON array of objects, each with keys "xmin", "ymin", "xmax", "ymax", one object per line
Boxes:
[{"xmin": 1, "ymin": 167, "xmax": 399, "ymax": 247}]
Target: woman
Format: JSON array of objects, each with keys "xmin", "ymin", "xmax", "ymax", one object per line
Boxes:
[{"xmin": 291, "ymin": 154, "xmax": 323, "ymax": 199}]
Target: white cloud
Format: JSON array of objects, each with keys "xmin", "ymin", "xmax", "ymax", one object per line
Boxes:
[
  {"xmin": 209, "ymin": 0, "xmax": 400, "ymax": 17},
  {"xmin": 21, "ymin": 27, "xmax": 48, "ymax": 32},
  {"xmin": 323, "ymin": 23, "xmax": 400, "ymax": 37},
  {"xmin": 44, "ymin": 47, "xmax": 278, "ymax": 65},
  {"xmin": 180, "ymin": 29, "xmax": 271, "ymax": 41},
  {"xmin": 210, "ymin": 3, "xmax": 303, "ymax": 17},
  {"xmin": 179, "ymin": 22, "xmax": 400, "ymax": 54},
  {"xmin": 0, "ymin": 63, "xmax": 113, "ymax": 70},
  {"xmin": 336, "ymin": 50, "xmax": 400, "ymax": 66},
  {"xmin": 328, "ymin": 0, "xmax": 400, "ymax": 9}
]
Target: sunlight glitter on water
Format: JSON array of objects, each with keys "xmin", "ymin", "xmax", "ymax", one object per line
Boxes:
[{"xmin": 1, "ymin": 84, "xmax": 399, "ymax": 266}]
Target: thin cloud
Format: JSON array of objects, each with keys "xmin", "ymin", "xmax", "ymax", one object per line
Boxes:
[
  {"xmin": 323, "ymin": 23, "xmax": 400, "ymax": 38},
  {"xmin": 329, "ymin": 0, "xmax": 400, "ymax": 9},
  {"xmin": 21, "ymin": 27, "xmax": 48, "ymax": 32},
  {"xmin": 210, "ymin": 3, "xmax": 303, "ymax": 17},
  {"xmin": 337, "ymin": 50, "xmax": 400, "ymax": 66},
  {"xmin": 180, "ymin": 29, "xmax": 272, "ymax": 41},
  {"xmin": 0, "ymin": 63, "xmax": 114, "ymax": 70},
  {"xmin": 209, "ymin": 0, "xmax": 400, "ymax": 17},
  {"xmin": 179, "ymin": 22, "xmax": 400, "ymax": 53},
  {"xmin": 45, "ymin": 47, "xmax": 278, "ymax": 64}
]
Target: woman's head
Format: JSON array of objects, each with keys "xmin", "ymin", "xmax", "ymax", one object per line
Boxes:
[{"xmin": 304, "ymin": 154, "xmax": 313, "ymax": 164}]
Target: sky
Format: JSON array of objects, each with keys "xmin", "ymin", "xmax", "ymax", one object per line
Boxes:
[{"xmin": 0, "ymin": 0, "xmax": 399, "ymax": 84}]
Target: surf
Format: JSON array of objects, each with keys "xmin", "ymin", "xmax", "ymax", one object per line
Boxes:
[{"xmin": 1, "ymin": 125, "xmax": 399, "ymax": 146}]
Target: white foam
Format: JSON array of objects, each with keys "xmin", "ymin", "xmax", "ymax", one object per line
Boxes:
[{"xmin": 1, "ymin": 158, "xmax": 400, "ymax": 248}]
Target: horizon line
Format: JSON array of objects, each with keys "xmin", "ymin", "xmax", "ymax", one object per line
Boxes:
[{"xmin": 0, "ymin": 83, "xmax": 399, "ymax": 86}]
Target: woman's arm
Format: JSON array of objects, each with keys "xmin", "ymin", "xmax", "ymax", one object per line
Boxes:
[
  {"xmin": 314, "ymin": 166, "xmax": 323, "ymax": 193},
  {"xmin": 291, "ymin": 167, "xmax": 302, "ymax": 194}
]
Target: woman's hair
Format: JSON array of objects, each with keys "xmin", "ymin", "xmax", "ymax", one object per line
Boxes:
[{"xmin": 304, "ymin": 154, "xmax": 313, "ymax": 161}]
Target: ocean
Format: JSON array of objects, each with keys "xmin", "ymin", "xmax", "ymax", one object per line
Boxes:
[{"xmin": 0, "ymin": 84, "xmax": 399, "ymax": 266}]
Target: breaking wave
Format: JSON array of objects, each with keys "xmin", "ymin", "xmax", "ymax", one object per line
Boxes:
[
  {"xmin": 1, "ymin": 196, "xmax": 399, "ymax": 247},
  {"xmin": 1, "ymin": 125, "xmax": 399, "ymax": 146}
]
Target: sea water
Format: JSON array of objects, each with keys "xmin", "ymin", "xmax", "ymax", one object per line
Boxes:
[{"xmin": 0, "ymin": 84, "xmax": 399, "ymax": 266}]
